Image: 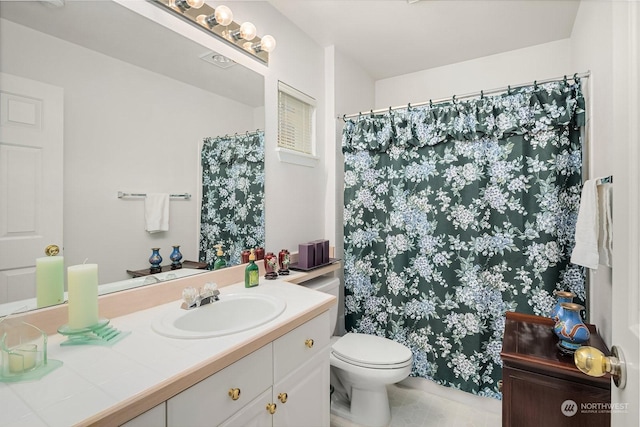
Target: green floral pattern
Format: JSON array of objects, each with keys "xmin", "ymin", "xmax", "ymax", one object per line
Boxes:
[
  {"xmin": 342, "ymin": 81, "xmax": 585, "ymax": 399},
  {"xmin": 200, "ymin": 132, "xmax": 265, "ymax": 267}
]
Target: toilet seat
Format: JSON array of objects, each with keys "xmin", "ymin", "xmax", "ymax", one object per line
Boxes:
[{"xmin": 331, "ymin": 333, "xmax": 413, "ymax": 369}]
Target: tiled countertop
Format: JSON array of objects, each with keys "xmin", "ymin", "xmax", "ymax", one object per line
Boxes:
[{"xmin": 0, "ymin": 279, "xmax": 335, "ymax": 427}]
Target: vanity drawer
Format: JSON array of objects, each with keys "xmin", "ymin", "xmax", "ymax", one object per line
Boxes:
[
  {"xmin": 167, "ymin": 344, "xmax": 273, "ymax": 427},
  {"xmin": 273, "ymin": 311, "xmax": 330, "ymax": 383}
]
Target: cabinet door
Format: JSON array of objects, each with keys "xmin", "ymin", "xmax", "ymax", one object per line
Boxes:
[
  {"xmin": 273, "ymin": 346, "xmax": 330, "ymax": 427},
  {"xmin": 120, "ymin": 403, "xmax": 166, "ymax": 427},
  {"xmin": 273, "ymin": 311, "xmax": 329, "ymax": 383},
  {"xmin": 503, "ymin": 366, "xmax": 610, "ymax": 427},
  {"xmin": 167, "ymin": 344, "xmax": 272, "ymax": 427},
  {"xmin": 219, "ymin": 388, "xmax": 273, "ymax": 427}
]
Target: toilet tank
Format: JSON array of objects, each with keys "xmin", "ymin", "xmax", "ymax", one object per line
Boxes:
[{"xmin": 301, "ymin": 276, "xmax": 340, "ymax": 336}]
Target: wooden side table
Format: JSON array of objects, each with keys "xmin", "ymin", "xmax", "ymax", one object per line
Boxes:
[
  {"xmin": 126, "ymin": 260, "xmax": 208, "ymax": 278},
  {"xmin": 500, "ymin": 311, "xmax": 611, "ymax": 427}
]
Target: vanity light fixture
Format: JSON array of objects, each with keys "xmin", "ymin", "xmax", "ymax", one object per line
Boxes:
[{"xmin": 152, "ymin": 0, "xmax": 276, "ymax": 64}]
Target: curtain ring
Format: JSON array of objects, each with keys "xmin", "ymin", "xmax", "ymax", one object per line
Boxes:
[
  {"xmin": 429, "ymin": 99, "xmax": 433, "ymax": 108},
  {"xmin": 507, "ymin": 85, "xmax": 511, "ymax": 94},
  {"xmin": 452, "ymin": 95, "xmax": 456, "ymax": 104},
  {"xmin": 370, "ymin": 109, "xmax": 374, "ymax": 117},
  {"xmin": 342, "ymin": 114, "xmax": 346, "ymax": 121},
  {"xmin": 534, "ymin": 80, "xmax": 538, "ymax": 89},
  {"xmin": 563, "ymin": 75, "xmax": 568, "ymax": 84},
  {"xmin": 480, "ymin": 90, "xmax": 484, "ymax": 99},
  {"xmin": 407, "ymin": 102, "xmax": 411, "ymax": 110},
  {"xmin": 573, "ymin": 72, "xmax": 578, "ymax": 81}
]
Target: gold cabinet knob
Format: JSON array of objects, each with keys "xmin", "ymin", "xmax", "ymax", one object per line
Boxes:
[
  {"xmin": 305, "ymin": 339, "xmax": 314, "ymax": 348},
  {"xmin": 574, "ymin": 345, "xmax": 626, "ymax": 389},
  {"xmin": 278, "ymin": 392, "xmax": 288, "ymax": 403},
  {"xmin": 45, "ymin": 244, "xmax": 60, "ymax": 256},
  {"xmin": 266, "ymin": 403, "xmax": 277, "ymax": 415},
  {"xmin": 228, "ymin": 388, "xmax": 241, "ymax": 400}
]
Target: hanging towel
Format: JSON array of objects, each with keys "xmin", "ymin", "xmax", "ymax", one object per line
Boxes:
[
  {"xmin": 597, "ymin": 183, "xmax": 613, "ymax": 267},
  {"xmin": 571, "ymin": 178, "xmax": 613, "ymax": 270},
  {"xmin": 145, "ymin": 193, "xmax": 169, "ymax": 233}
]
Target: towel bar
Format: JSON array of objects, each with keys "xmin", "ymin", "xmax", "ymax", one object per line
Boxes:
[{"xmin": 117, "ymin": 192, "xmax": 191, "ymax": 200}]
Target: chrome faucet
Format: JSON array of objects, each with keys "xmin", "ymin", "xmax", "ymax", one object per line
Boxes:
[{"xmin": 181, "ymin": 283, "xmax": 220, "ymax": 310}]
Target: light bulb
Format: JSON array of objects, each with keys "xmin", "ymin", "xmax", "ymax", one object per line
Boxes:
[
  {"xmin": 259, "ymin": 35, "xmax": 276, "ymax": 53},
  {"xmin": 186, "ymin": 0, "xmax": 205, "ymax": 8},
  {"xmin": 239, "ymin": 22, "xmax": 257, "ymax": 41},
  {"xmin": 214, "ymin": 5, "xmax": 233, "ymax": 26}
]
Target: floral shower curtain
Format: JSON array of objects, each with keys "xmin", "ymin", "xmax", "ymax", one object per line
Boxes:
[
  {"xmin": 200, "ymin": 131, "xmax": 265, "ymax": 267},
  {"xmin": 342, "ymin": 80, "xmax": 586, "ymax": 398}
]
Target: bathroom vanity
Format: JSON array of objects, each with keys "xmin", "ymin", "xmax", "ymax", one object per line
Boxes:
[{"xmin": 1, "ymin": 260, "xmax": 340, "ymax": 427}]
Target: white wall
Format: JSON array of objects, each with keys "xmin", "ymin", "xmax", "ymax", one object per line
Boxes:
[
  {"xmin": 570, "ymin": 0, "xmax": 615, "ymax": 345},
  {"xmin": 328, "ymin": 46, "xmax": 376, "ymax": 334},
  {"xmin": 375, "ymin": 39, "xmax": 572, "ymax": 108},
  {"xmin": 0, "ymin": 19, "xmax": 258, "ymax": 284}
]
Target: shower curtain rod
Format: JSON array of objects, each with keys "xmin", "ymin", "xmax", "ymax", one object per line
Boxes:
[
  {"xmin": 340, "ymin": 71, "xmax": 591, "ymax": 120},
  {"xmin": 221, "ymin": 129, "xmax": 263, "ymax": 138}
]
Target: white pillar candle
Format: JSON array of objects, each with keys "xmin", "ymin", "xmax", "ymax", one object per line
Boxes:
[
  {"xmin": 67, "ymin": 264, "xmax": 99, "ymax": 329},
  {"xmin": 8, "ymin": 344, "xmax": 37, "ymax": 374},
  {"xmin": 36, "ymin": 256, "xmax": 65, "ymax": 308}
]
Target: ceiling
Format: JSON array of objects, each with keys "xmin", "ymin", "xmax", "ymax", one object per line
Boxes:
[{"xmin": 266, "ymin": 0, "xmax": 581, "ymax": 80}]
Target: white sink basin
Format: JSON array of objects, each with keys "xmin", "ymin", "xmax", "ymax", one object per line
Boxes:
[{"xmin": 152, "ymin": 293, "xmax": 286, "ymax": 339}]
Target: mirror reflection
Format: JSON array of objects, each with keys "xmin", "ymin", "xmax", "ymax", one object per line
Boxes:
[{"xmin": 0, "ymin": 0, "xmax": 265, "ymax": 316}]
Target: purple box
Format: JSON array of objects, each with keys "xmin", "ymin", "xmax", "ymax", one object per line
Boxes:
[
  {"xmin": 321, "ymin": 239, "xmax": 330, "ymax": 264},
  {"xmin": 311, "ymin": 240, "xmax": 324, "ymax": 266},
  {"xmin": 298, "ymin": 243, "xmax": 315, "ymax": 269}
]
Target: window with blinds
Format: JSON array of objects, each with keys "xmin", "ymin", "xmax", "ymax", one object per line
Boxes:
[{"xmin": 278, "ymin": 82, "xmax": 316, "ymax": 155}]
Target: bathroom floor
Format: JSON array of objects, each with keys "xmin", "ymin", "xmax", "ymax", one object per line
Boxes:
[{"xmin": 330, "ymin": 382, "xmax": 501, "ymax": 427}]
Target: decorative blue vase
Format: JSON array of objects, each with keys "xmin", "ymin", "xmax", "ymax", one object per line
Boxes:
[
  {"xmin": 549, "ymin": 290, "xmax": 576, "ymax": 323},
  {"xmin": 170, "ymin": 245, "xmax": 183, "ymax": 269},
  {"xmin": 554, "ymin": 302, "xmax": 590, "ymax": 353},
  {"xmin": 149, "ymin": 248, "xmax": 162, "ymax": 273}
]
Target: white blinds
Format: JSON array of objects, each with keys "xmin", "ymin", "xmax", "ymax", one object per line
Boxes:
[{"xmin": 277, "ymin": 82, "xmax": 315, "ymax": 154}]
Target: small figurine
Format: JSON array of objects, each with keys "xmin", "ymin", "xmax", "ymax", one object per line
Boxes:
[
  {"xmin": 278, "ymin": 249, "xmax": 290, "ymax": 275},
  {"xmin": 264, "ymin": 252, "xmax": 278, "ymax": 280}
]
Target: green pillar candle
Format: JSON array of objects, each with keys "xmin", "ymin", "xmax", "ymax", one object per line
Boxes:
[
  {"xmin": 67, "ymin": 264, "xmax": 99, "ymax": 329},
  {"xmin": 36, "ymin": 256, "xmax": 64, "ymax": 308}
]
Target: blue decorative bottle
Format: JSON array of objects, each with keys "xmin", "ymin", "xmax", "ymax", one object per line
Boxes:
[
  {"xmin": 170, "ymin": 245, "xmax": 183, "ymax": 270},
  {"xmin": 549, "ymin": 290, "xmax": 576, "ymax": 323},
  {"xmin": 554, "ymin": 302, "xmax": 590, "ymax": 353},
  {"xmin": 149, "ymin": 248, "xmax": 162, "ymax": 273}
]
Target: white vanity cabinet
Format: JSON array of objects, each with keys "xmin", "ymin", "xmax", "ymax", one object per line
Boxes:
[
  {"xmin": 272, "ymin": 310, "xmax": 331, "ymax": 427},
  {"xmin": 121, "ymin": 403, "xmax": 166, "ymax": 427},
  {"xmin": 167, "ymin": 344, "xmax": 273, "ymax": 426},
  {"xmin": 166, "ymin": 311, "xmax": 331, "ymax": 427}
]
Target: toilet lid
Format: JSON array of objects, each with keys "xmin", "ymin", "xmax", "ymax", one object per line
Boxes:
[{"xmin": 332, "ymin": 333, "xmax": 413, "ymax": 368}]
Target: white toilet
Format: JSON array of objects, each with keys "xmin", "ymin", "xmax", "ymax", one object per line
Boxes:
[{"xmin": 303, "ymin": 276, "xmax": 413, "ymax": 427}]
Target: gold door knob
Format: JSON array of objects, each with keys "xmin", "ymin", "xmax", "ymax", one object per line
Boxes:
[
  {"xmin": 228, "ymin": 388, "xmax": 241, "ymax": 400},
  {"xmin": 266, "ymin": 403, "xmax": 277, "ymax": 415},
  {"xmin": 278, "ymin": 392, "xmax": 288, "ymax": 403},
  {"xmin": 574, "ymin": 345, "xmax": 626, "ymax": 389},
  {"xmin": 305, "ymin": 339, "xmax": 314, "ymax": 348},
  {"xmin": 45, "ymin": 244, "xmax": 60, "ymax": 256}
]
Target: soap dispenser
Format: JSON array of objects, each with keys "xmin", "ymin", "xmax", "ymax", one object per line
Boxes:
[
  {"xmin": 245, "ymin": 249, "xmax": 259, "ymax": 288},
  {"xmin": 213, "ymin": 244, "xmax": 227, "ymax": 270}
]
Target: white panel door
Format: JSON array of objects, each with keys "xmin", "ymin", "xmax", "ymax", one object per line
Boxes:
[
  {"xmin": 611, "ymin": 1, "xmax": 639, "ymax": 426},
  {"xmin": 0, "ymin": 72, "xmax": 63, "ymax": 304}
]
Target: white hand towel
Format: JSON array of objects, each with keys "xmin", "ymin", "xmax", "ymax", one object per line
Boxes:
[
  {"xmin": 145, "ymin": 193, "xmax": 169, "ymax": 233},
  {"xmin": 571, "ymin": 179, "xmax": 599, "ymax": 269},
  {"xmin": 598, "ymin": 183, "xmax": 613, "ymax": 267}
]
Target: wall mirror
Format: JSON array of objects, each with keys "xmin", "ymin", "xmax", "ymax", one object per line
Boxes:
[{"xmin": 0, "ymin": 0, "xmax": 265, "ymax": 316}]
